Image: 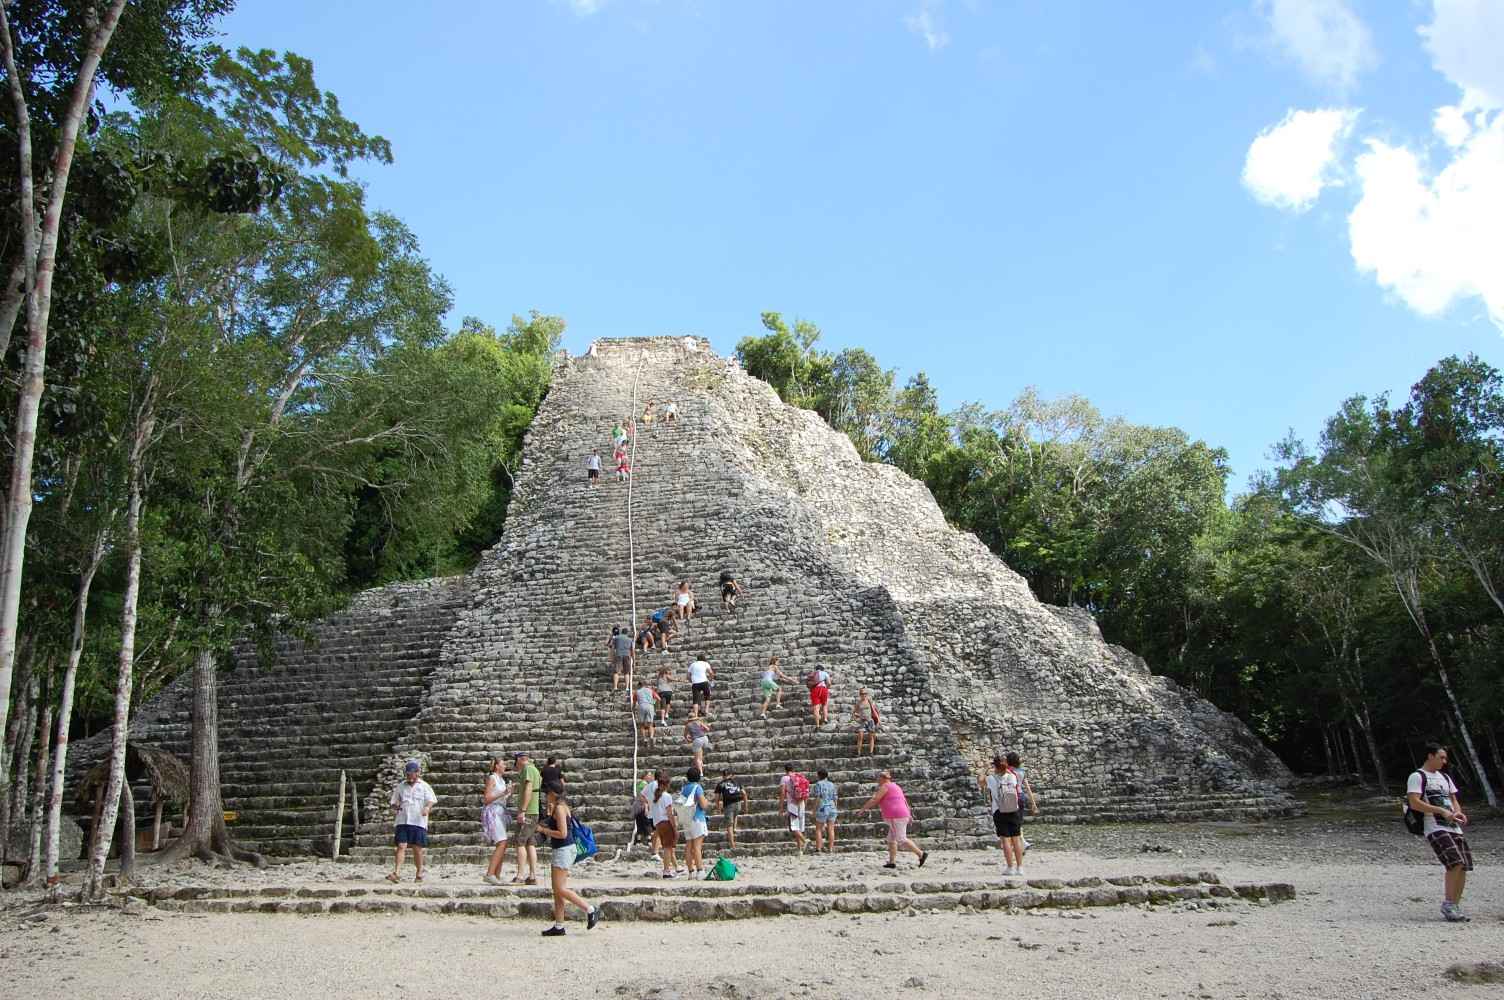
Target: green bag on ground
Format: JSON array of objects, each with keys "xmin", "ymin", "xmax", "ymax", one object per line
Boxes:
[{"xmin": 706, "ymin": 855, "xmax": 738, "ymax": 882}]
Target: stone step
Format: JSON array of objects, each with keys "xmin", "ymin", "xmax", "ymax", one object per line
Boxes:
[{"xmin": 121, "ymin": 871, "xmax": 1297, "ymax": 921}]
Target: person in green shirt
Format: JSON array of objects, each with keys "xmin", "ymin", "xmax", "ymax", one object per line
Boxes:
[{"xmin": 511, "ymin": 750, "xmax": 542, "ymax": 884}]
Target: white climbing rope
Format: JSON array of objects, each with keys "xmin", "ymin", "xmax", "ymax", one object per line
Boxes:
[{"xmin": 624, "ymin": 358, "xmax": 644, "ymax": 848}]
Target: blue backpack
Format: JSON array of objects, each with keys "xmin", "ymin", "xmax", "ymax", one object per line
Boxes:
[{"xmin": 568, "ymin": 815, "xmax": 598, "ymax": 860}]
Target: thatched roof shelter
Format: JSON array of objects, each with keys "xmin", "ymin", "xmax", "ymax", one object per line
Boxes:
[{"xmin": 76, "ymin": 743, "xmax": 190, "ymax": 808}]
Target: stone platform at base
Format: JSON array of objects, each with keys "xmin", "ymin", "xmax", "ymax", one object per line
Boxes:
[{"xmin": 116, "ymin": 870, "xmax": 1294, "ymax": 922}]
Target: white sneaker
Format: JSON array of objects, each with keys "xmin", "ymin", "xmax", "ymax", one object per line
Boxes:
[
  {"xmin": 1021, "ymin": 838, "xmax": 1032, "ymax": 851},
  {"xmin": 483, "ymin": 874, "xmax": 501, "ymax": 885},
  {"xmin": 1004, "ymin": 866, "xmax": 1018, "ymax": 876}
]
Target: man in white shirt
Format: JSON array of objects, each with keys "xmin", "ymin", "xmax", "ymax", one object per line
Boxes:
[
  {"xmin": 585, "ymin": 450, "xmax": 602, "ymax": 487},
  {"xmin": 687, "ymin": 655, "xmax": 715, "ymax": 717},
  {"xmin": 1406, "ymin": 743, "xmax": 1473, "ymax": 922},
  {"xmin": 389, "ymin": 759, "xmax": 437, "ymax": 883}
]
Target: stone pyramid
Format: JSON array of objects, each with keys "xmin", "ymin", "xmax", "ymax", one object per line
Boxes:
[{"xmin": 71, "ymin": 337, "xmax": 1293, "ymax": 858}]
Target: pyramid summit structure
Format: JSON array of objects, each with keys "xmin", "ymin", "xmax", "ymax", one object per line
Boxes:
[{"xmin": 73, "ymin": 337, "xmax": 1293, "ymax": 858}]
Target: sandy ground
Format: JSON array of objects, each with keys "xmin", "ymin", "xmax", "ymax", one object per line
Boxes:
[{"xmin": 3, "ymin": 790, "xmax": 1499, "ymax": 1000}]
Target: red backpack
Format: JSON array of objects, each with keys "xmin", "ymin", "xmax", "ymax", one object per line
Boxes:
[{"xmin": 787, "ymin": 772, "xmax": 810, "ymax": 802}]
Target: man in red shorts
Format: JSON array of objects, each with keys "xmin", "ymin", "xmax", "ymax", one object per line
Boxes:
[{"xmin": 806, "ymin": 666, "xmax": 831, "ymax": 727}]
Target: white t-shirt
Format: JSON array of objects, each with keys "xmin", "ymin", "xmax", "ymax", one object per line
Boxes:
[
  {"xmin": 986, "ymin": 772, "xmax": 1020, "ymax": 813},
  {"xmin": 640, "ymin": 779, "xmax": 658, "ymax": 813},
  {"xmin": 586, "ymin": 454, "xmax": 601, "ymax": 471},
  {"xmin": 688, "ymin": 660, "xmax": 711, "ymax": 684},
  {"xmin": 651, "ymin": 791, "xmax": 673, "ymax": 825},
  {"xmin": 391, "ymin": 779, "xmax": 437, "ymax": 829},
  {"xmin": 665, "ymin": 402, "xmax": 678, "ymax": 416},
  {"xmin": 1407, "ymin": 769, "xmax": 1462, "ymax": 836}
]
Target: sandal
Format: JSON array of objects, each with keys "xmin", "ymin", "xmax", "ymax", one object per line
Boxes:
[
  {"xmin": 524, "ymin": 877, "xmax": 538, "ymax": 885},
  {"xmin": 385, "ymin": 873, "xmax": 400, "ymax": 883},
  {"xmin": 415, "ymin": 872, "xmax": 424, "ymax": 882}
]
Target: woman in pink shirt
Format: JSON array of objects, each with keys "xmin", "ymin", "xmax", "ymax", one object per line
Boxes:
[{"xmin": 856, "ymin": 770, "xmax": 928, "ymax": 869}]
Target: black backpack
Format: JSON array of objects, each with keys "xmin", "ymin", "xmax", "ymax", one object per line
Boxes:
[{"xmin": 1401, "ymin": 770, "xmax": 1427, "ymax": 836}]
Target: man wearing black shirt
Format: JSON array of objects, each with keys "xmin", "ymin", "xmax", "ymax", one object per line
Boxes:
[{"xmin": 714, "ymin": 770, "xmax": 748, "ymax": 852}]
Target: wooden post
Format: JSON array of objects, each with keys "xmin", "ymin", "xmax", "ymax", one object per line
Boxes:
[
  {"xmin": 151, "ymin": 798, "xmax": 163, "ymax": 851},
  {"xmin": 332, "ymin": 769, "xmax": 346, "ymax": 860}
]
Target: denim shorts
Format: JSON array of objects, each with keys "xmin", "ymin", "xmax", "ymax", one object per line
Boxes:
[{"xmin": 816, "ymin": 803, "xmax": 837, "ymax": 823}]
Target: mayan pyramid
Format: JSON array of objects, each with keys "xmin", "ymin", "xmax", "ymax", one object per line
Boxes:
[{"xmin": 72, "ymin": 337, "xmax": 1293, "ymax": 857}]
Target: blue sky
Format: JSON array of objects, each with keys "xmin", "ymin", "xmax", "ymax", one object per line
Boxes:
[{"xmin": 217, "ymin": 1, "xmax": 1503, "ymax": 492}]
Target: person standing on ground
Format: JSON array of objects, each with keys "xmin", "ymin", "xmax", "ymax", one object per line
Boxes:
[
  {"xmin": 585, "ymin": 450, "xmax": 602, "ymax": 488},
  {"xmin": 388, "ymin": 759, "xmax": 437, "ymax": 883},
  {"xmin": 719, "ymin": 570, "xmax": 743, "ymax": 612},
  {"xmin": 607, "ymin": 625, "xmax": 634, "ymax": 691},
  {"xmin": 655, "ymin": 665, "xmax": 679, "ymax": 724},
  {"xmin": 634, "ymin": 679, "xmax": 660, "ymax": 746},
  {"xmin": 653, "ymin": 778, "xmax": 680, "ymax": 877},
  {"xmin": 714, "ymin": 770, "xmax": 747, "ymax": 853},
  {"xmin": 1407, "ymin": 743, "xmax": 1474, "ymax": 922},
  {"xmin": 806, "ymin": 665, "xmax": 832, "ymax": 727},
  {"xmin": 481, "ymin": 756, "xmax": 510, "ymax": 885},
  {"xmin": 684, "ymin": 711, "xmax": 712, "ymax": 770},
  {"xmin": 664, "ymin": 400, "xmax": 678, "ymax": 424},
  {"xmin": 759, "ymin": 655, "xmax": 791, "ymax": 718},
  {"xmin": 812, "ymin": 769, "xmax": 838, "ymax": 853},
  {"xmin": 851, "ymin": 688, "xmax": 881, "ymax": 755},
  {"xmin": 537, "ymin": 786, "xmax": 600, "ymax": 936},
  {"xmin": 681, "ymin": 767, "xmax": 711, "ymax": 879},
  {"xmin": 856, "ymin": 770, "xmax": 928, "ymax": 870},
  {"xmin": 982, "ymin": 754, "xmax": 1025, "ymax": 875},
  {"xmin": 687, "ymin": 654, "xmax": 715, "ymax": 717},
  {"xmin": 779, "ymin": 764, "xmax": 809, "ymax": 854},
  {"xmin": 631, "ymin": 769, "xmax": 658, "ymax": 854},
  {"xmin": 510, "ymin": 750, "xmax": 542, "ymax": 885}
]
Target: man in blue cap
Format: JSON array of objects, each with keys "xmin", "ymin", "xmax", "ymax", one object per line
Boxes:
[{"xmin": 388, "ymin": 759, "xmax": 436, "ymax": 883}]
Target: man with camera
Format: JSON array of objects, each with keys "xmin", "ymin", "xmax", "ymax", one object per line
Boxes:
[{"xmin": 1406, "ymin": 743, "xmax": 1473, "ymax": 922}]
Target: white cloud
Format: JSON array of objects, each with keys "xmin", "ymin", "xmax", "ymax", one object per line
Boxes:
[
  {"xmin": 559, "ymin": 0, "xmax": 607, "ymax": 15},
  {"xmin": 1257, "ymin": 0, "xmax": 1378, "ymax": 92},
  {"xmin": 1348, "ymin": 112, "xmax": 1504, "ymax": 330},
  {"xmin": 1241, "ymin": 108, "xmax": 1358, "ymax": 211},
  {"xmin": 1419, "ymin": 0, "xmax": 1504, "ymax": 110},
  {"xmin": 905, "ymin": 0, "xmax": 949, "ymax": 52}
]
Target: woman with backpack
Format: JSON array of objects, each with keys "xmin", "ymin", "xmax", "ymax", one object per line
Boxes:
[
  {"xmin": 679, "ymin": 767, "xmax": 712, "ymax": 879},
  {"xmin": 981, "ymin": 753, "xmax": 1025, "ymax": 875},
  {"xmin": 851, "ymin": 688, "xmax": 881, "ymax": 755},
  {"xmin": 537, "ymin": 786, "xmax": 600, "ymax": 937},
  {"xmin": 480, "ymin": 756, "xmax": 511, "ymax": 885}
]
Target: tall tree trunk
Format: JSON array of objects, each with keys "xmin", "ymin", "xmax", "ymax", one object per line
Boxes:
[
  {"xmin": 23, "ymin": 702, "xmax": 50, "ymax": 884},
  {"xmin": 0, "ymin": 654, "xmax": 34, "ymax": 867},
  {"xmin": 44, "ymin": 529, "xmax": 107, "ymax": 883},
  {"xmin": 83, "ymin": 426, "xmax": 150, "ymax": 900},
  {"xmin": 1422, "ymin": 632, "xmax": 1498, "ymax": 806},
  {"xmin": 152, "ymin": 648, "xmax": 264, "ymax": 867},
  {"xmin": 1321, "ymin": 725, "xmax": 1336, "ymax": 778},
  {"xmin": 1355, "ymin": 704, "xmax": 1389, "ymax": 791},
  {"xmin": 0, "ymin": 0, "xmax": 129, "ymax": 795},
  {"xmin": 1347, "ymin": 725, "xmax": 1369, "ymax": 787}
]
